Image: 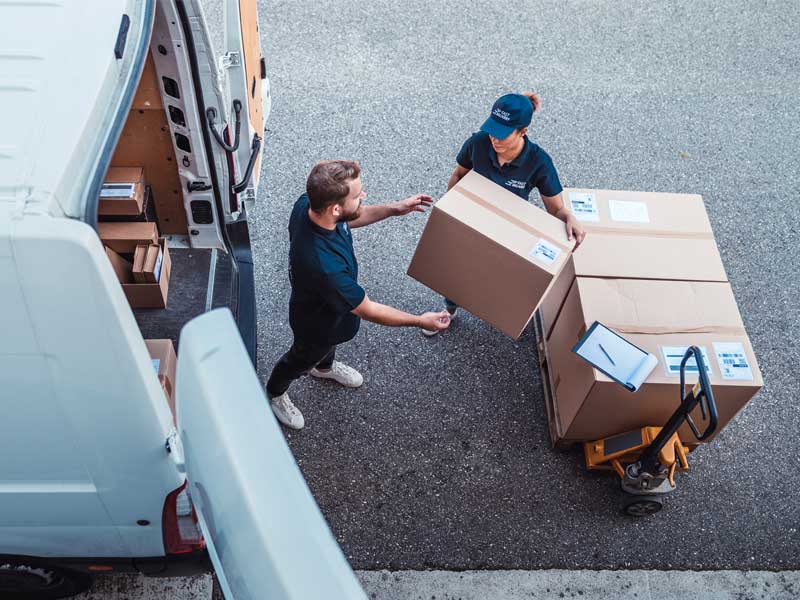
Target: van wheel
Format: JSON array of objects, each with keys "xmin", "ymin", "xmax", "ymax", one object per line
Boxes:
[{"xmin": 0, "ymin": 559, "xmax": 92, "ymax": 599}]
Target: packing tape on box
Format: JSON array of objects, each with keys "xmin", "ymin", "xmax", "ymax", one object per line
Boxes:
[
  {"xmin": 579, "ymin": 227, "xmax": 716, "ymax": 240},
  {"xmin": 453, "ymin": 183, "xmax": 569, "ymax": 253},
  {"xmin": 603, "ymin": 324, "xmax": 746, "ymax": 336}
]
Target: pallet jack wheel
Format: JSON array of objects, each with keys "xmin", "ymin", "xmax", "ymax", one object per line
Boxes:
[{"xmin": 622, "ymin": 496, "xmax": 664, "ymax": 517}]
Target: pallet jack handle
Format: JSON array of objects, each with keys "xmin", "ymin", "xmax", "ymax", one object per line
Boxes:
[
  {"xmin": 680, "ymin": 346, "xmax": 718, "ymax": 441},
  {"xmin": 637, "ymin": 346, "xmax": 718, "ymax": 475}
]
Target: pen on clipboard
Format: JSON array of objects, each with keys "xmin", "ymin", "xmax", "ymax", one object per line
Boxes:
[{"xmin": 598, "ymin": 343, "xmax": 616, "ymax": 366}]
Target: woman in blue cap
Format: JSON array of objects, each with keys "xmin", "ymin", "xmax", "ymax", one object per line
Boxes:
[{"xmin": 424, "ymin": 91, "xmax": 585, "ymax": 335}]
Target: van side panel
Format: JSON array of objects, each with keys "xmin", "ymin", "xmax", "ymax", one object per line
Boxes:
[{"xmin": 0, "ymin": 215, "xmax": 183, "ymax": 558}]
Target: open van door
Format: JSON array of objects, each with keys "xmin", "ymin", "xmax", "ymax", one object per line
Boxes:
[
  {"xmin": 222, "ymin": 0, "xmax": 269, "ymax": 204},
  {"xmin": 175, "ymin": 309, "xmax": 366, "ymax": 600}
]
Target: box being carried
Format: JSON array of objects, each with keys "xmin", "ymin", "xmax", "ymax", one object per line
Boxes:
[
  {"xmin": 545, "ymin": 277, "xmax": 762, "ymax": 445},
  {"xmin": 538, "ymin": 188, "xmax": 728, "ymax": 340},
  {"xmin": 407, "ymin": 171, "xmax": 572, "ymax": 339}
]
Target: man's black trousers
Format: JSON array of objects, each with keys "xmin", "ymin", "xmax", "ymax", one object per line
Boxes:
[{"xmin": 266, "ymin": 339, "xmax": 336, "ymax": 398}]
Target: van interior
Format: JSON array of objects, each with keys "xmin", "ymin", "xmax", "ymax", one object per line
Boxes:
[{"xmin": 96, "ymin": 1, "xmax": 262, "ymax": 420}]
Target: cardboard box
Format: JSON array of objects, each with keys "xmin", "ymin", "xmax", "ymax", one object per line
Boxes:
[
  {"xmin": 546, "ymin": 277, "xmax": 762, "ymax": 444},
  {"xmin": 121, "ymin": 238, "xmax": 172, "ymax": 309},
  {"xmin": 99, "ymin": 221, "xmax": 158, "ymax": 254},
  {"xmin": 145, "ymin": 339, "xmax": 177, "ymax": 419},
  {"xmin": 538, "ymin": 188, "xmax": 728, "ymax": 340},
  {"xmin": 104, "ymin": 247, "xmax": 134, "ymax": 284},
  {"xmin": 132, "ymin": 245, "xmax": 149, "ymax": 284},
  {"xmin": 407, "ymin": 171, "xmax": 572, "ymax": 339},
  {"xmin": 98, "ymin": 167, "xmax": 146, "ymax": 216},
  {"xmin": 142, "ymin": 243, "xmax": 164, "ymax": 284}
]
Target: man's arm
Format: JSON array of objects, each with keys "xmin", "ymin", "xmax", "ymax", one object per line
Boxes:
[
  {"xmin": 352, "ymin": 295, "xmax": 450, "ymax": 332},
  {"xmin": 541, "ymin": 192, "xmax": 586, "ymax": 246},
  {"xmin": 447, "ymin": 164, "xmax": 470, "ymax": 191},
  {"xmin": 348, "ymin": 194, "xmax": 433, "ymax": 229}
]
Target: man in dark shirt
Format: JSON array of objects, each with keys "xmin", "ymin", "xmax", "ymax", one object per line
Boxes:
[
  {"xmin": 267, "ymin": 160, "xmax": 451, "ymax": 429},
  {"xmin": 424, "ymin": 92, "xmax": 586, "ymax": 336}
]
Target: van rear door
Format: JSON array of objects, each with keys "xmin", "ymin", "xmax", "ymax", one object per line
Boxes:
[{"xmin": 175, "ymin": 309, "xmax": 365, "ymax": 600}]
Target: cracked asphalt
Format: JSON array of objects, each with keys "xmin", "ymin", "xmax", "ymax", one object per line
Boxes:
[{"xmin": 239, "ymin": 0, "xmax": 800, "ymax": 570}]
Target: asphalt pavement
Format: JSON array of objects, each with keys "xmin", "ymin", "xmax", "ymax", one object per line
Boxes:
[{"xmin": 247, "ymin": 0, "xmax": 800, "ymax": 570}]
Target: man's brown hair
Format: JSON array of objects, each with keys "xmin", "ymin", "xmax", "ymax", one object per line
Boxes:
[{"xmin": 306, "ymin": 160, "xmax": 361, "ymax": 213}]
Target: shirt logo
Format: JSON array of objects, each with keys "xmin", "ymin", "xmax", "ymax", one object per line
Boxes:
[
  {"xmin": 492, "ymin": 108, "xmax": 511, "ymax": 121},
  {"xmin": 505, "ymin": 179, "xmax": 526, "ymax": 189}
]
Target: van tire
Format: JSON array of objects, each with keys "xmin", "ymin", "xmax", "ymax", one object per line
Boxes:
[{"xmin": 0, "ymin": 559, "xmax": 93, "ymax": 599}]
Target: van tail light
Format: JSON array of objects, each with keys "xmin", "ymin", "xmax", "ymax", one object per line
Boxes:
[{"xmin": 162, "ymin": 481, "xmax": 205, "ymax": 554}]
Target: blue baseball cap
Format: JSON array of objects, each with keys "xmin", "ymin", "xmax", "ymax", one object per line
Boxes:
[{"xmin": 480, "ymin": 93, "xmax": 533, "ymax": 140}]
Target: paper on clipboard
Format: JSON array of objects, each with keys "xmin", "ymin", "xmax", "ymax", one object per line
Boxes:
[{"xmin": 572, "ymin": 322, "xmax": 658, "ymax": 391}]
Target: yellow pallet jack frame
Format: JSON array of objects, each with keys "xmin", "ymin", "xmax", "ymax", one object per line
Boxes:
[{"xmin": 583, "ymin": 346, "xmax": 718, "ymax": 516}]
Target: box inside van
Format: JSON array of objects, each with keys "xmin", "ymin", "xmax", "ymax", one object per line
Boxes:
[{"xmin": 0, "ymin": 1, "xmax": 366, "ymax": 598}]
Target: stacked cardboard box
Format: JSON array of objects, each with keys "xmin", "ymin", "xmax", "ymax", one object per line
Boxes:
[
  {"xmin": 98, "ymin": 170, "xmax": 172, "ymax": 309},
  {"xmin": 537, "ymin": 188, "xmax": 762, "ymax": 446},
  {"xmin": 408, "ymin": 178, "xmax": 762, "ymax": 447}
]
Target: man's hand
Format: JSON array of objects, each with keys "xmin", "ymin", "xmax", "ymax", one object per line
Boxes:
[
  {"xmin": 418, "ymin": 310, "xmax": 451, "ymax": 332},
  {"xmin": 393, "ymin": 194, "xmax": 433, "ymax": 216},
  {"xmin": 565, "ymin": 213, "xmax": 586, "ymax": 247},
  {"xmin": 521, "ymin": 90, "xmax": 542, "ymax": 112}
]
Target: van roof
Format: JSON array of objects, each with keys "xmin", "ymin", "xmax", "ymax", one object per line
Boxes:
[{"xmin": 0, "ymin": 0, "xmax": 150, "ymax": 220}]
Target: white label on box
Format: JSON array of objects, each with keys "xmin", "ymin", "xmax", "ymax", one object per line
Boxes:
[
  {"xmin": 661, "ymin": 346, "xmax": 712, "ymax": 377},
  {"xmin": 154, "ymin": 249, "xmax": 164, "ymax": 282},
  {"xmin": 529, "ymin": 239, "xmax": 561, "ymax": 265},
  {"xmin": 609, "ymin": 199, "xmax": 650, "ymax": 223},
  {"xmin": 101, "ymin": 183, "xmax": 136, "ymax": 198},
  {"xmin": 151, "ymin": 358, "xmax": 160, "ymax": 373},
  {"xmin": 569, "ymin": 192, "xmax": 599, "ymax": 222},
  {"xmin": 713, "ymin": 342, "xmax": 754, "ymax": 380}
]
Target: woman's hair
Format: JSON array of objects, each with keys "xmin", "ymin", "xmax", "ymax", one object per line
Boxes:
[{"xmin": 306, "ymin": 160, "xmax": 361, "ymax": 212}]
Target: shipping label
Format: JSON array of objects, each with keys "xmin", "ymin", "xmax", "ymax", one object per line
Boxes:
[
  {"xmin": 154, "ymin": 249, "xmax": 164, "ymax": 282},
  {"xmin": 529, "ymin": 239, "xmax": 561, "ymax": 265},
  {"xmin": 569, "ymin": 192, "xmax": 599, "ymax": 222},
  {"xmin": 713, "ymin": 342, "xmax": 754, "ymax": 380},
  {"xmin": 661, "ymin": 345, "xmax": 712, "ymax": 376},
  {"xmin": 609, "ymin": 199, "xmax": 650, "ymax": 223},
  {"xmin": 151, "ymin": 358, "xmax": 160, "ymax": 373},
  {"xmin": 100, "ymin": 183, "xmax": 136, "ymax": 199}
]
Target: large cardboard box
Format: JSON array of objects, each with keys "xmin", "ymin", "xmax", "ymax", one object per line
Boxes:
[
  {"xmin": 407, "ymin": 171, "xmax": 572, "ymax": 339},
  {"xmin": 99, "ymin": 221, "xmax": 159, "ymax": 254},
  {"xmin": 538, "ymin": 188, "xmax": 728, "ymax": 340},
  {"xmin": 145, "ymin": 339, "xmax": 177, "ymax": 419},
  {"xmin": 546, "ymin": 277, "xmax": 762, "ymax": 444},
  {"xmin": 98, "ymin": 167, "xmax": 146, "ymax": 216}
]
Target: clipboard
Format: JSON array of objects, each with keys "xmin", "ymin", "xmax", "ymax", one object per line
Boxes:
[{"xmin": 571, "ymin": 321, "xmax": 658, "ymax": 392}]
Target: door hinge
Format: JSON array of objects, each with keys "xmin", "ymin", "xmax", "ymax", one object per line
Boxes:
[{"xmin": 220, "ymin": 51, "xmax": 241, "ymax": 69}]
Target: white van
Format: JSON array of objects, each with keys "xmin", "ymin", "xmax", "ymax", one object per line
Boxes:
[{"xmin": 0, "ymin": 1, "xmax": 366, "ymax": 599}]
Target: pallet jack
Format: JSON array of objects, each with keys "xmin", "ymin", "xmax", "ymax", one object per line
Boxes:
[{"xmin": 583, "ymin": 346, "xmax": 718, "ymax": 516}]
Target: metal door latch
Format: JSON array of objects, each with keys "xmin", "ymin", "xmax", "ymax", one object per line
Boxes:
[{"xmin": 220, "ymin": 52, "xmax": 241, "ymax": 69}]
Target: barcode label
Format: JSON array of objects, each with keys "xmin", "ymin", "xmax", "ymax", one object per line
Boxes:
[
  {"xmin": 100, "ymin": 183, "xmax": 136, "ymax": 198},
  {"xmin": 661, "ymin": 346, "xmax": 712, "ymax": 376},
  {"xmin": 713, "ymin": 342, "xmax": 753, "ymax": 380},
  {"xmin": 569, "ymin": 192, "xmax": 599, "ymax": 222},
  {"xmin": 529, "ymin": 239, "xmax": 561, "ymax": 265}
]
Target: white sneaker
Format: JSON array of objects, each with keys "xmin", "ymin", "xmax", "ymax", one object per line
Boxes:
[
  {"xmin": 422, "ymin": 307, "xmax": 458, "ymax": 337},
  {"xmin": 270, "ymin": 393, "xmax": 304, "ymax": 429},
  {"xmin": 310, "ymin": 361, "xmax": 364, "ymax": 388}
]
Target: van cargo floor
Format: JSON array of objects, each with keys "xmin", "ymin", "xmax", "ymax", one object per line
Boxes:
[{"xmin": 133, "ymin": 247, "xmax": 234, "ymax": 348}]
